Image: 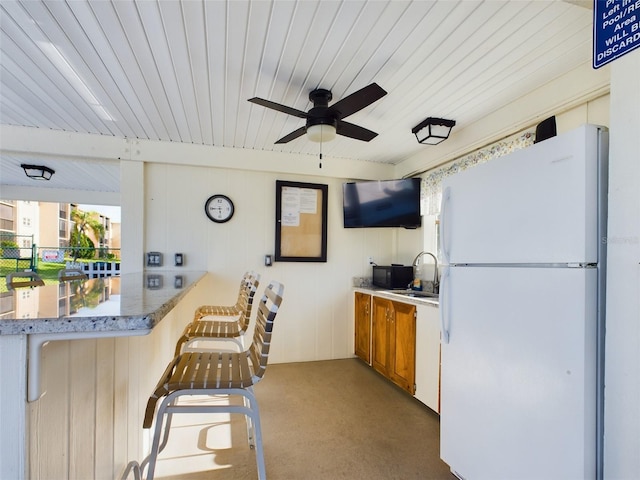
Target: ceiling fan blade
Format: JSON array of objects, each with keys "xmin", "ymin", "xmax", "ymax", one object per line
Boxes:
[
  {"xmin": 336, "ymin": 120, "xmax": 378, "ymax": 142},
  {"xmin": 329, "ymin": 83, "xmax": 387, "ymax": 119},
  {"xmin": 275, "ymin": 126, "xmax": 307, "ymax": 144},
  {"xmin": 248, "ymin": 97, "xmax": 308, "ymax": 119}
]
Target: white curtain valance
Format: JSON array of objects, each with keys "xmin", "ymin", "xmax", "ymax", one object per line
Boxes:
[{"xmin": 421, "ymin": 130, "xmax": 535, "ymax": 216}]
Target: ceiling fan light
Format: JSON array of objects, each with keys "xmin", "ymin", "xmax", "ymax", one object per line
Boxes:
[
  {"xmin": 412, "ymin": 117, "xmax": 456, "ymax": 145},
  {"xmin": 21, "ymin": 164, "xmax": 55, "ymax": 180},
  {"xmin": 307, "ymin": 124, "xmax": 336, "ymax": 143}
]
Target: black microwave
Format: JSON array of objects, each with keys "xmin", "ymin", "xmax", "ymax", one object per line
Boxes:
[{"xmin": 372, "ymin": 265, "xmax": 414, "ymax": 289}]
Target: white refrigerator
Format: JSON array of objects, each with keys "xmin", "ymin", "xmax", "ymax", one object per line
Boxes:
[{"xmin": 438, "ymin": 124, "xmax": 608, "ymax": 480}]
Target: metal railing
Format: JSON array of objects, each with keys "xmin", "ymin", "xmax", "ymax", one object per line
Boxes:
[
  {"xmin": 0, "ymin": 233, "xmax": 36, "ymax": 274},
  {"xmin": 1, "ymin": 240, "xmax": 121, "ymax": 276}
]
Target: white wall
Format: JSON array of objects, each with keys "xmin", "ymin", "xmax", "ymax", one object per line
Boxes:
[
  {"xmin": 140, "ymin": 162, "xmax": 405, "ymax": 363},
  {"xmin": 129, "ymin": 86, "xmax": 615, "ymax": 368},
  {"xmin": 604, "ymin": 51, "xmax": 640, "ymax": 479}
]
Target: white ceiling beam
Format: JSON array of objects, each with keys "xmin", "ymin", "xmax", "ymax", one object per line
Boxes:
[{"xmin": 0, "ymin": 124, "xmax": 394, "ymax": 181}]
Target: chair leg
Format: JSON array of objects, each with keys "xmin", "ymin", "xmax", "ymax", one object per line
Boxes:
[
  {"xmin": 241, "ymin": 388, "xmax": 266, "ymax": 480},
  {"xmin": 142, "ymin": 395, "xmax": 174, "ymax": 480},
  {"xmin": 142, "ymin": 389, "xmax": 266, "ymax": 480},
  {"xmin": 243, "ymin": 388, "xmax": 255, "ymax": 448},
  {"xmin": 251, "ymin": 404, "xmax": 266, "ymax": 480},
  {"xmin": 158, "ymin": 399, "xmax": 176, "ymax": 454}
]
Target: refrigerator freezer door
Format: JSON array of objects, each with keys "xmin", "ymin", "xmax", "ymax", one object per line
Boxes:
[
  {"xmin": 440, "ymin": 125, "xmax": 606, "ymax": 265},
  {"xmin": 440, "ymin": 266, "xmax": 597, "ymax": 480}
]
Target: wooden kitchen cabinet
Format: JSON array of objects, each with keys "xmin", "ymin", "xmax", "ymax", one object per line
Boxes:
[
  {"xmin": 371, "ymin": 296, "xmax": 390, "ymax": 375},
  {"xmin": 371, "ymin": 296, "xmax": 416, "ymax": 395},
  {"xmin": 353, "ymin": 291, "xmax": 439, "ymax": 411},
  {"xmin": 354, "ymin": 291, "xmax": 372, "ymax": 363}
]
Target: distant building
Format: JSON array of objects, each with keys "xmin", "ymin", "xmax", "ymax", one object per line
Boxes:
[
  {"xmin": 1, "ymin": 200, "xmax": 39, "ymax": 259},
  {"xmin": 0, "ymin": 200, "xmax": 120, "ymax": 259}
]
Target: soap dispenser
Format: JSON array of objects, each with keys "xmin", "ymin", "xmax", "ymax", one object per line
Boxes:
[{"xmin": 412, "ymin": 263, "xmax": 423, "ymax": 291}]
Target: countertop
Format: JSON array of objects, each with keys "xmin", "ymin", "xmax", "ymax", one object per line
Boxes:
[
  {"xmin": 354, "ymin": 286, "xmax": 439, "ymax": 306},
  {"xmin": 0, "ymin": 270, "xmax": 207, "ymax": 335}
]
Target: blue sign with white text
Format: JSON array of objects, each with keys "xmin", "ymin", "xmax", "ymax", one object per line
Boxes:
[{"xmin": 593, "ymin": 0, "xmax": 640, "ymax": 68}]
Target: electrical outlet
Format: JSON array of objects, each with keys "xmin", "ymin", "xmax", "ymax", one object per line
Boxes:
[
  {"xmin": 368, "ymin": 256, "xmax": 374, "ymax": 265},
  {"xmin": 146, "ymin": 252, "xmax": 162, "ymax": 267}
]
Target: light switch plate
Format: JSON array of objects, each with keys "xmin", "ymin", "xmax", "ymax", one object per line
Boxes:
[
  {"xmin": 146, "ymin": 252, "xmax": 162, "ymax": 267},
  {"xmin": 146, "ymin": 274, "xmax": 163, "ymax": 289}
]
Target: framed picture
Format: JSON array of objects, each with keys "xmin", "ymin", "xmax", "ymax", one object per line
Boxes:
[{"xmin": 275, "ymin": 180, "xmax": 328, "ymax": 262}]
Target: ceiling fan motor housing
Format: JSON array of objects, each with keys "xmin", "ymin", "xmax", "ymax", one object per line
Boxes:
[
  {"xmin": 309, "ymin": 88, "xmax": 332, "ymax": 106},
  {"xmin": 307, "ymin": 89, "xmax": 338, "ymax": 129}
]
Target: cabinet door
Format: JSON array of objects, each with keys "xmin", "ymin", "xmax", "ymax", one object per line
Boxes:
[
  {"xmin": 354, "ymin": 292, "xmax": 371, "ymax": 363},
  {"xmin": 371, "ymin": 296, "xmax": 391, "ymax": 376},
  {"xmin": 389, "ymin": 301, "xmax": 416, "ymax": 394},
  {"xmin": 415, "ymin": 304, "xmax": 440, "ymax": 412}
]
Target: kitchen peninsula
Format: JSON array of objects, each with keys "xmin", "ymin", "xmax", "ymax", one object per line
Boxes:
[
  {"xmin": 0, "ymin": 270, "xmax": 210, "ymax": 479},
  {"xmin": 1, "ymin": 271, "xmax": 206, "ymax": 335}
]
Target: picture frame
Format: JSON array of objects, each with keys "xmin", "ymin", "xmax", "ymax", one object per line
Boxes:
[{"xmin": 275, "ymin": 180, "xmax": 328, "ymax": 262}]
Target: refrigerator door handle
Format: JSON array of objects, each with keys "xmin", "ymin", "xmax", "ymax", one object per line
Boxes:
[
  {"xmin": 440, "ymin": 186, "xmax": 451, "ymax": 265},
  {"xmin": 440, "ymin": 266, "xmax": 450, "ymax": 344}
]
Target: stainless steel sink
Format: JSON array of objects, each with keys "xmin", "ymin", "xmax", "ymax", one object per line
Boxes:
[{"xmin": 385, "ymin": 290, "xmax": 439, "ymax": 299}]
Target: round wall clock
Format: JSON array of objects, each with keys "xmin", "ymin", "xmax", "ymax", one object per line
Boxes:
[{"xmin": 204, "ymin": 194, "xmax": 234, "ymax": 223}]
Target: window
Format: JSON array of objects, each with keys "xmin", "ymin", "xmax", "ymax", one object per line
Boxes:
[
  {"xmin": 419, "ymin": 129, "xmax": 535, "ymax": 262},
  {"xmin": 0, "ymin": 203, "xmax": 14, "ymax": 230},
  {"xmin": 422, "ymin": 214, "xmax": 441, "ymax": 261},
  {"xmin": 420, "ymin": 130, "xmax": 535, "ymax": 217}
]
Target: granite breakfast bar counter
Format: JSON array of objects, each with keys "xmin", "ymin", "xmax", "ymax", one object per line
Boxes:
[
  {"xmin": 0, "ymin": 271, "xmax": 207, "ymax": 335},
  {"xmin": 0, "ymin": 270, "xmax": 213, "ymax": 479}
]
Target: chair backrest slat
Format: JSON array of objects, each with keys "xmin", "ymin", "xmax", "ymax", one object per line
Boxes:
[
  {"xmin": 249, "ymin": 281, "xmax": 284, "ymax": 380},
  {"xmin": 237, "ymin": 271, "xmax": 260, "ymax": 330},
  {"xmin": 6, "ymin": 271, "xmax": 44, "ymax": 290},
  {"xmin": 193, "ymin": 271, "xmax": 260, "ymax": 323}
]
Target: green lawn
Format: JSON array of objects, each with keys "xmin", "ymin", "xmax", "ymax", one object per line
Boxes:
[
  {"xmin": 35, "ymin": 262, "xmax": 68, "ymax": 282},
  {"xmin": 0, "ymin": 262, "xmax": 66, "ymax": 293},
  {"xmin": 1, "ymin": 260, "xmax": 121, "ymax": 293},
  {"xmin": 2, "ymin": 261, "xmax": 93, "ymax": 293}
]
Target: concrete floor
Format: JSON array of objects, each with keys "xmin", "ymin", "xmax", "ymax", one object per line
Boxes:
[{"xmin": 147, "ymin": 358, "xmax": 455, "ymax": 480}]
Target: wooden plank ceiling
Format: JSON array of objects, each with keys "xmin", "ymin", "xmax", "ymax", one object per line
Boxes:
[{"xmin": 0, "ymin": 0, "xmax": 594, "ymax": 190}]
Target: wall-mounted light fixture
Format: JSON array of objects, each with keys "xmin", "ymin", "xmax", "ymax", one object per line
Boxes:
[
  {"xmin": 21, "ymin": 164, "xmax": 55, "ymax": 180},
  {"xmin": 412, "ymin": 117, "xmax": 456, "ymax": 145}
]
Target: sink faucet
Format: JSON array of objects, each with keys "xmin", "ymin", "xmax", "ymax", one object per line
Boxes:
[{"xmin": 412, "ymin": 251, "xmax": 439, "ymax": 293}]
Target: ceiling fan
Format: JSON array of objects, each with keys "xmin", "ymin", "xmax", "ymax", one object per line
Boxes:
[{"xmin": 248, "ymin": 83, "xmax": 387, "ymax": 144}]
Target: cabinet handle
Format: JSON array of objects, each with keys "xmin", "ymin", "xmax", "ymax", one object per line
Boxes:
[
  {"xmin": 440, "ymin": 267, "xmax": 450, "ymax": 344},
  {"xmin": 440, "ymin": 186, "xmax": 451, "ymax": 265}
]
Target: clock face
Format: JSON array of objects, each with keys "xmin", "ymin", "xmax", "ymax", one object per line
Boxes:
[{"xmin": 204, "ymin": 195, "xmax": 234, "ymax": 223}]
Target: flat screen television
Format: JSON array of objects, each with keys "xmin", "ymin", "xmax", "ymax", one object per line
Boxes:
[{"xmin": 342, "ymin": 178, "xmax": 422, "ymax": 228}]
